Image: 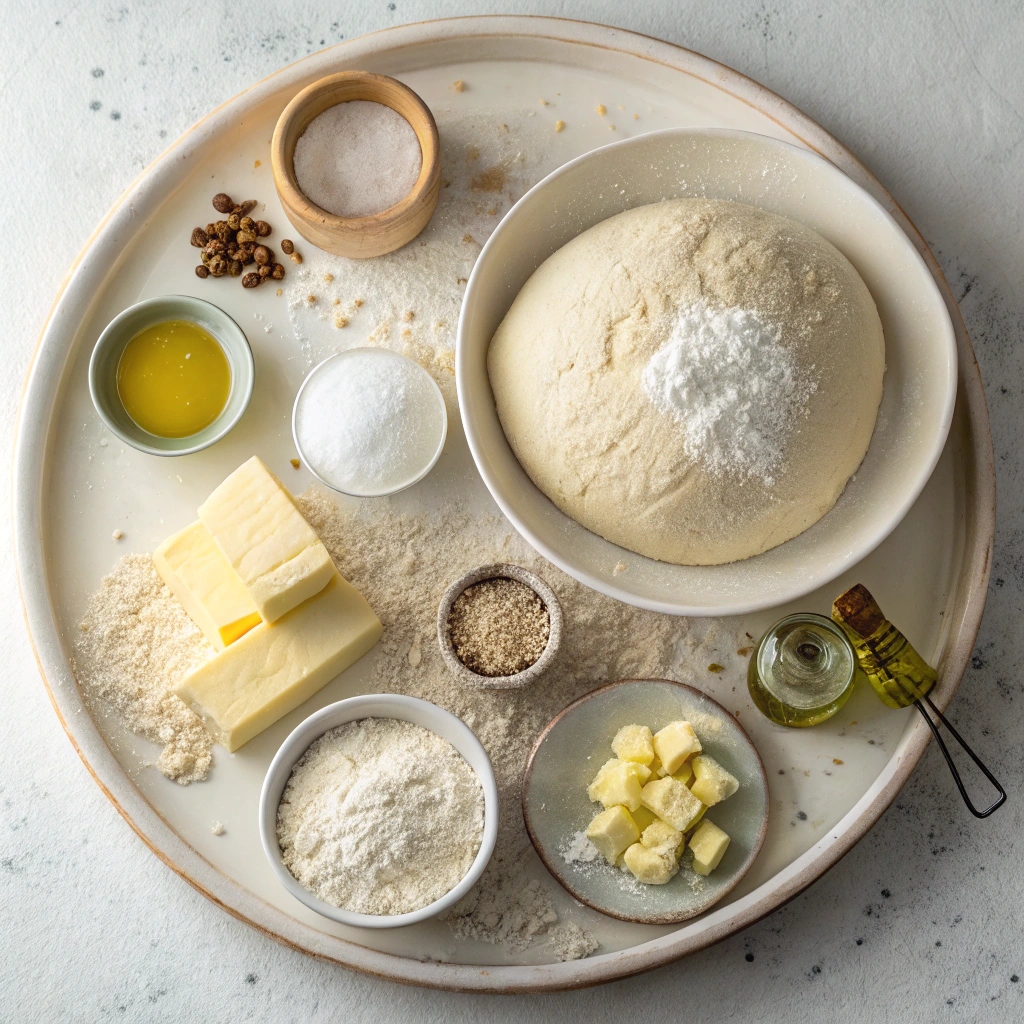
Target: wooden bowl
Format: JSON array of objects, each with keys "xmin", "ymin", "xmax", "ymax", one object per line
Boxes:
[{"xmin": 271, "ymin": 71, "xmax": 440, "ymax": 259}]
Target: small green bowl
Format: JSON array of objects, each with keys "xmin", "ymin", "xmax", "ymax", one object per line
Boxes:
[{"xmin": 88, "ymin": 295, "xmax": 254, "ymax": 456}]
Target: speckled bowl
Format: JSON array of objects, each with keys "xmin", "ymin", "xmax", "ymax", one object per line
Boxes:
[{"xmin": 437, "ymin": 563, "xmax": 563, "ymax": 690}]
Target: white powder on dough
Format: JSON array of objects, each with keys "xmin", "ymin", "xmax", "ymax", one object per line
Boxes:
[
  {"xmin": 293, "ymin": 101, "xmax": 422, "ymax": 218},
  {"xmin": 293, "ymin": 349, "xmax": 444, "ymax": 495},
  {"xmin": 277, "ymin": 718, "xmax": 484, "ymax": 916},
  {"xmin": 642, "ymin": 303, "xmax": 818, "ymax": 487},
  {"xmin": 73, "ymin": 553, "xmax": 215, "ymax": 784}
]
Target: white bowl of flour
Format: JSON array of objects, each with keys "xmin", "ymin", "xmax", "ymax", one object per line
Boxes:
[
  {"xmin": 259, "ymin": 694, "xmax": 498, "ymax": 928},
  {"xmin": 457, "ymin": 128, "xmax": 957, "ymax": 616}
]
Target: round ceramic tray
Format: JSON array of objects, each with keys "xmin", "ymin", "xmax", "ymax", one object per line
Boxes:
[{"xmin": 13, "ymin": 16, "xmax": 994, "ymax": 993}]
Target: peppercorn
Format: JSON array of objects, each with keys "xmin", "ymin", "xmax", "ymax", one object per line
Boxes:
[
  {"xmin": 214, "ymin": 221, "xmax": 232, "ymax": 242},
  {"xmin": 195, "ymin": 265, "xmax": 210, "ymax": 279},
  {"xmin": 271, "ymin": 263, "xmax": 285, "ymax": 280},
  {"xmin": 236, "ymin": 199, "xmax": 258, "ymax": 216},
  {"xmin": 289, "ymin": 252, "xmax": 302, "ymax": 264},
  {"xmin": 236, "ymin": 229, "xmax": 256, "ymax": 244},
  {"xmin": 239, "ymin": 216, "xmax": 255, "ymax": 232},
  {"xmin": 237, "ymin": 243, "xmax": 255, "ymax": 264},
  {"xmin": 258, "ymin": 264, "xmax": 272, "ymax": 279},
  {"xmin": 190, "ymin": 227, "xmax": 209, "ymax": 248},
  {"xmin": 227, "ymin": 260, "xmax": 242, "ymax": 277},
  {"xmin": 242, "ymin": 272, "xmax": 261, "ymax": 288},
  {"xmin": 205, "ymin": 222, "xmax": 216, "ymax": 236},
  {"xmin": 281, "ymin": 239, "xmax": 295, "ymax": 254},
  {"xmin": 204, "ymin": 239, "xmax": 226, "ymax": 255},
  {"xmin": 227, "ymin": 212, "xmax": 241, "ymax": 231},
  {"xmin": 212, "ymin": 193, "xmax": 234, "ymax": 214},
  {"xmin": 255, "ymin": 220, "xmax": 271, "ymax": 237},
  {"xmin": 253, "ymin": 245, "xmax": 271, "ymax": 266},
  {"xmin": 208, "ymin": 257, "xmax": 228, "ymax": 277}
]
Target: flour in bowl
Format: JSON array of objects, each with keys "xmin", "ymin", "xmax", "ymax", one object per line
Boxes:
[{"xmin": 277, "ymin": 718, "xmax": 484, "ymax": 916}]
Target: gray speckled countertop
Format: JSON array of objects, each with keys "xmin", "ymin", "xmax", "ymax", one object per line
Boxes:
[{"xmin": 2, "ymin": 2, "xmax": 1022, "ymax": 1020}]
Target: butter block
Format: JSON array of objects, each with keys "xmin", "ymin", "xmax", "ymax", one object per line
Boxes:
[
  {"xmin": 587, "ymin": 759, "xmax": 651, "ymax": 811},
  {"xmin": 623, "ymin": 842, "xmax": 679, "ymax": 885},
  {"xmin": 174, "ymin": 574, "xmax": 382, "ymax": 751},
  {"xmin": 653, "ymin": 721, "xmax": 702, "ymax": 774},
  {"xmin": 640, "ymin": 776, "xmax": 704, "ymax": 832},
  {"xmin": 586, "ymin": 806, "xmax": 640, "ymax": 865},
  {"xmin": 690, "ymin": 755, "xmax": 740, "ymax": 807},
  {"xmin": 154, "ymin": 521, "xmax": 261, "ymax": 651},
  {"xmin": 198, "ymin": 456, "xmax": 335, "ymax": 622},
  {"xmin": 611, "ymin": 724, "xmax": 655, "ymax": 765},
  {"xmin": 670, "ymin": 761, "xmax": 694, "ymax": 787},
  {"xmin": 689, "ymin": 819, "xmax": 731, "ymax": 876}
]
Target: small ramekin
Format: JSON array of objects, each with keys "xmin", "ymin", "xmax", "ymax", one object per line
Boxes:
[
  {"xmin": 437, "ymin": 563, "xmax": 563, "ymax": 690},
  {"xmin": 88, "ymin": 294, "xmax": 254, "ymax": 456},
  {"xmin": 258, "ymin": 694, "xmax": 498, "ymax": 929}
]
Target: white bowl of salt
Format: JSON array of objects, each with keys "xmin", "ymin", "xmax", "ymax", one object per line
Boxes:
[{"xmin": 292, "ymin": 348, "xmax": 447, "ymax": 497}]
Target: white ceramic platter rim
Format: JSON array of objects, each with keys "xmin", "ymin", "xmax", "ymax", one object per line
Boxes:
[
  {"xmin": 12, "ymin": 16, "xmax": 994, "ymax": 993},
  {"xmin": 457, "ymin": 126, "xmax": 957, "ymax": 616}
]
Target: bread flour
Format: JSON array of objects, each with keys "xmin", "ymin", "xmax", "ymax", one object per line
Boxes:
[{"xmin": 277, "ymin": 718, "xmax": 483, "ymax": 916}]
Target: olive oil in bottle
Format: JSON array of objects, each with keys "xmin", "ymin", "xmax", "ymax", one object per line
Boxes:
[{"xmin": 748, "ymin": 613, "xmax": 856, "ymax": 727}]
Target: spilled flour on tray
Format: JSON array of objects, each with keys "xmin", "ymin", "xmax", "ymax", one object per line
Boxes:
[
  {"xmin": 296, "ymin": 486, "xmax": 735, "ymax": 959},
  {"xmin": 284, "ymin": 108, "xmax": 558, "ymax": 401},
  {"xmin": 73, "ymin": 554, "xmax": 214, "ymax": 784}
]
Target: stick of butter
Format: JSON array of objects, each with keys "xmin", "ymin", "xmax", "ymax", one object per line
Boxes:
[
  {"xmin": 174, "ymin": 574, "xmax": 382, "ymax": 751},
  {"xmin": 198, "ymin": 456, "xmax": 335, "ymax": 623},
  {"xmin": 154, "ymin": 521, "xmax": 261, "ymax": 651}
]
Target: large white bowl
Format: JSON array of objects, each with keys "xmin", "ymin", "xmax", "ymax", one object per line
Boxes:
[
  {"xmin": 457, "ymin": 128, "xmax": 957, "ymax": 617},
  {"xmin": 258, "ymin": 694, "xmax": 498, "ymax": 929}
]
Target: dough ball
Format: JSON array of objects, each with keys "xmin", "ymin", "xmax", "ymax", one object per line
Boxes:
[{"xmin": 487, "ymin": 198, "xmax": 884, "ymax": 565}]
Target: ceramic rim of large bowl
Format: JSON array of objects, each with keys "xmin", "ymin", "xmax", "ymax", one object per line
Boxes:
[{"xmin": 456, "ymin": 127, "xmax": 958, "ymax": 617}]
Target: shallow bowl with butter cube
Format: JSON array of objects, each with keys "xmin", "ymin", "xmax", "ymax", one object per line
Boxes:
[
  {"xmin": 522, "ymin": 679, "xmax": 769, "ymax": 925},
  {"xmin": 259, "ymin": 693, "xmax": 498, "ymax": 928}
]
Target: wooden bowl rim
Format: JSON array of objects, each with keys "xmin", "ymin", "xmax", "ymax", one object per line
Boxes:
[{"xmin": 270, "ymin": 69, "xmax": 440, "ymax": 229}]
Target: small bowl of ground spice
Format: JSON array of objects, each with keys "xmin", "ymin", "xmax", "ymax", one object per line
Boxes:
[{"xmin": 437, "ymin": 563, "xmax": 562, "ymax": 690}]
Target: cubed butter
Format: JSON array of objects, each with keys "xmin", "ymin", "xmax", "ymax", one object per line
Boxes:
[
  {"xmin": 689, "ymin": 819, "xmax": 731, "ymax": 875},
  {"xmin": 587, "ymin": 759, "xmax": 650, "ymax": 812},
  {"xmin": 640, "ymin": 776, "xmax": 704, "ymax": 832},
  {"xmin": 690, "ymin": 755, "xmax": 740, "ymax": 807},
  {"xmin": 631, "ymin": 805, "xmax": 659, "ymax": 833},
  {"xmin": 198, "ymin": 457, "xmax": 335, "ymax": 623},
  {"xmin": 586, "ymin": 806, "xmax": 640, "ymax": 864},
  {"xmin": 648, "ymin": 755, "xmax": 667, "ymax": 778},
  {"xmin": 623, "ymin": 842, "xmax": 679, "ymax": 885},
  {"xmin": 174, "ymin": 574, "xmax": 382, "ymax": 751},
  {"xmin": 653, "ymin": 720, "xmax": 702, "ymax": 774},
  {"xmin": 671, "ymin": 761, "xmax": 694, "ymax": 787},
  {"xmin": 640, "ymin": 819, "xmax": 682, "ymax": 857},
  {"xmin": 611, "ymin": 724, "xmax": 655, "ymax": 765},
  {"xmin": 154, "ymin": 521, "xmax": 261, "ymax": 651}
]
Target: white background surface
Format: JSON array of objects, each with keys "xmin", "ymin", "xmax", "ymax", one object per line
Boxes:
[{"xmin": 2, "ymin": 2, "xmax": 1022, "ymax": 1021}]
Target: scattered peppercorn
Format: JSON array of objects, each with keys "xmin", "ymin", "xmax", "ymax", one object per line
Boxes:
[
  {"xmin": 289, "ymin": 252, "xmax": 302, "ymax": 264},
  {"xmin": 281, "ymin": 239, "xmax": 294, "ymax": 254},
  {"xmin": 190, "ymin": 193, "xmax": 283, "ymax": 290}
]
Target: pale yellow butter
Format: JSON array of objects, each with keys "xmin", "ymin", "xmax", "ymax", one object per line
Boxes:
[
  {"xmin": 154, "ymin": 521, "xmax": 261, "ymax": 651},
  {"xmin": 198, "ymin": 456, "xmax": 335, "ymax": 623},
  {"xmin": 174, "ymin": 574, "xmax": 382, "ymax": 751}
]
